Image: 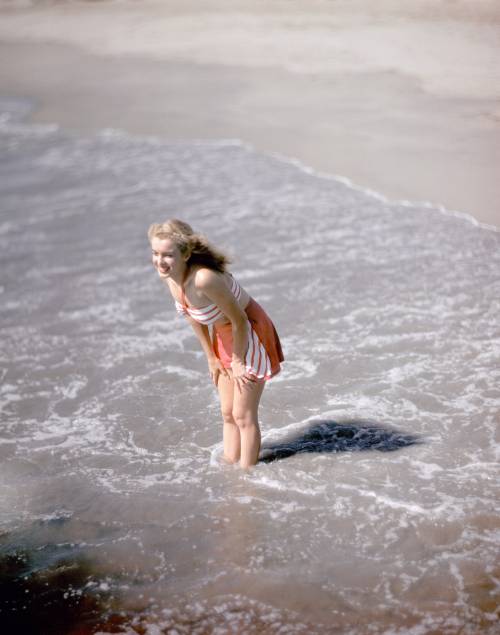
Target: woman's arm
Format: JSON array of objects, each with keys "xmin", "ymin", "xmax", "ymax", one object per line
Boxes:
[
  {"xmin": 185, "ymin": 316, "xmax": 229, "ymax": 386},
  {"xmin": 186, "ymin": 316, "xmax": 215, "ymax": 360},
  {"xmin": 194, "ymin": 269, "xmax": 253, "ymax": 391}
]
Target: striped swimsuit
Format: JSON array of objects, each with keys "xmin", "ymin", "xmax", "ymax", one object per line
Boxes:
[
  {"xmin": 175, "ymin": 275, "xmax": 242, "ymax": 326},
  {"xmin": 175, "ymin": 274, "xmax": 283, "ymax": 380}
]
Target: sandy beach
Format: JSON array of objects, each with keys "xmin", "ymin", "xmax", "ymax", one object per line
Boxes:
[
  {"xmin": 0, "ymin": 0, "xmax": 499, "ymax": 228},
  {"xmin": 2, "ymin": 3, "xmax": 500, "ymax": 633}
]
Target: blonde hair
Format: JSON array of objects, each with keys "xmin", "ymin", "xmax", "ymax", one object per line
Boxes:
[{"xmin": 148, "ymin": 219, "xmax": 230, "ymax": 273}]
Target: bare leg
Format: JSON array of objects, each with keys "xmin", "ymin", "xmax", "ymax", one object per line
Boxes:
[
  {"xmin": 232, "ymin": 379, "xmax": 265, "ymax": 469},
  {"xmin": 216, "ymin": 371, "xmax": 240, "ymax": 464}
]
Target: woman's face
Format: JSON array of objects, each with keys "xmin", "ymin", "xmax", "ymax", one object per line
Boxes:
[{"xmin": 151, "ymin": 237, "xmax": 186, "ymax": 280}]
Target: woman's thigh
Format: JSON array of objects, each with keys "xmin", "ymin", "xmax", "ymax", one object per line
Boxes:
[{"xmin": 232, "ymin": 379, "xmax": 265, "ymax": 420}]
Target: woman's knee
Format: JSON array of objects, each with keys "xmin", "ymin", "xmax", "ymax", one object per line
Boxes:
[
  {"xmin": 221, "ymin": 406, "xmax": 236, "ymax": 425},
  {"xmin": 232, "ymin": 408, "xmax": 256, "ymax": 430}
]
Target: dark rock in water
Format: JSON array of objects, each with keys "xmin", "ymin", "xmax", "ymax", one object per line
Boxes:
[
  {"xmin": 0, "ymin": 548, "xmax": 125, "ymax": 635},
  {"xmin": 259, "ymin": 418, "xmax": 422, "ymax": 463}
]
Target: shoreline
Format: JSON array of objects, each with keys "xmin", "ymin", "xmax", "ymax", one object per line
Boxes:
[
  {"xmin": 4, "ymin": 88, "xmax": 497, "ymax": 234},
  {"xmin": 1, "ymin": 0, "xmax": 499, "ymax": 228}
]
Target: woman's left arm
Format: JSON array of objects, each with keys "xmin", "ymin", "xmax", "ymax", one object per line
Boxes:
[
  {"xmin": 195, "ymin": 269, "xmax": 253, "ymax": 391},
  {"xmin": 185, "ymin": 316, "xmax": 229, "ymax": 386}
]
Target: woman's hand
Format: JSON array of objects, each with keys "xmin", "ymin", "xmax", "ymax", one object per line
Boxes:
[
  {"xmin": 208, "ymin": 357, "xmax": 230, "ymax": 387},
  {"xmin": 231, "ymin": 359, "xmax": 256, "ymax": 393}
]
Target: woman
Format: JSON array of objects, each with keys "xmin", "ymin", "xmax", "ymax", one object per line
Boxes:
[{"xmin": 149, "ymin": 219, "xmax": 284, "ymax": 469}]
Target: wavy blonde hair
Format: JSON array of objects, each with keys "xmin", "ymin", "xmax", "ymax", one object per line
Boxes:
[{"xmin": 148, "ymin": 219, "xmax": 230, "ymax": 273}]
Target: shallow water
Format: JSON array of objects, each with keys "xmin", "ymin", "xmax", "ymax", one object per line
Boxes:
[{"xmin": 0, "ymin": 96, "xmax": 499, "ymax": 634}]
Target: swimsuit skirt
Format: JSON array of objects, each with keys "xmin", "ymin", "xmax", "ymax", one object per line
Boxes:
[{"xmin": 212, "ymin": 298, "xmax": 284, "ymax": 380}]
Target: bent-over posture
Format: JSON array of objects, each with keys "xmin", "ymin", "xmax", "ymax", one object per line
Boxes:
[{"xmin": 149, "ymin": 219, "xmax": 284, "ymax": 469}]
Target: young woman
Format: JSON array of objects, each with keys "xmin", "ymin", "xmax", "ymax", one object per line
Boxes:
[{"xmin": 149, "ymin": 219, "xmax": 284, "ymax": 469}]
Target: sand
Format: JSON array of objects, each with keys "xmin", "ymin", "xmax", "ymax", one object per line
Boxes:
[{"xmin": 1, "ymin": 0, "xmax": 499, "ymax": 228}]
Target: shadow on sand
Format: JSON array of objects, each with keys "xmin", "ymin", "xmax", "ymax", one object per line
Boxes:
[{"xmin": 259, "ymin": 418, "xmax": 423, "ymax": 463}]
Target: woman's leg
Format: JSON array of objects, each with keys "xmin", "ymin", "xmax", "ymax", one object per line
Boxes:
[
  {"xmin": 216, "ymin": 371, "xmax": 240, "ymax": 464},
  {"xmin": 232, "ymin": 379, "xmax": 265, "ymax": 469}
]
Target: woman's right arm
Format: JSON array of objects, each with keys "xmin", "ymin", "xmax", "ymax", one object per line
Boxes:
[{"xmin": 186, "ymin": 316, "xmax": 229, "ymax": 385}]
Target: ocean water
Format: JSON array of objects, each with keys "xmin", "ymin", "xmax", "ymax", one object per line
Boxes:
[{"xmin": 0, "ymin": 96, "xmax": 499, "ymax": 634}]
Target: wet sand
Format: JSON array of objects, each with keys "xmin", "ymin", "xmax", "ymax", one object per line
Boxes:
[{"xmin": 0, "ymin": 0, "xmax": 499, "ymax": 228}]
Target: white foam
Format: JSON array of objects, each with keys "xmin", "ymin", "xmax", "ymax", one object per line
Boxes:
[
  {"xmin": 1, "ymin": 94, "xmax": 496, "ymax": 236},
  {"xmin": 267, "ymin": 149, "xmax": 500, "ymax": 234},
  {"xmin": 58, "ymin": 376, "xmax": 88, "ymax": 400},
  {"xmin": 1, "ymin": 94, "xmax": 499, "ymax": 633}
]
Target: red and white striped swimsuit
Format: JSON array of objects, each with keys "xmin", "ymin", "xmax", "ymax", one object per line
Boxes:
[
  {"xmin": 175, "ymin": 275, "xmax": 274, "ymax": 380},
  {"xmin": 175, "ymin": 275, "xmax": 242, "ymax": 325}
]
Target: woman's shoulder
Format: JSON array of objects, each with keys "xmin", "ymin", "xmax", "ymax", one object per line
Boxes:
[{"xmin": 193, "ymin": 267, "xmax": 228, "ymax": 290}]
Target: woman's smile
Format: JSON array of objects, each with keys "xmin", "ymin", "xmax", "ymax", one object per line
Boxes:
[{"xmin": 151, "ymin": 236, "xmax": 184, "ymax": 281}]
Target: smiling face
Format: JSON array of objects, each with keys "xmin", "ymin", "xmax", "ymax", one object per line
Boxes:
[{"xmin": 151, "ymin": 236, "xmax": 186, "ymax": 281}]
